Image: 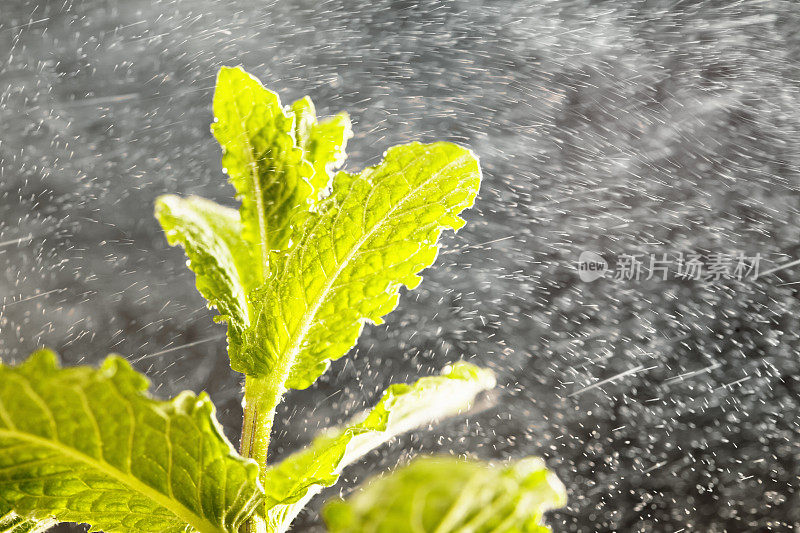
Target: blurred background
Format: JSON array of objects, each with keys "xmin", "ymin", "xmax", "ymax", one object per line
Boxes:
[{"xmin": 2, "ymin": 0, "xmax": 800, "ymax": 531}]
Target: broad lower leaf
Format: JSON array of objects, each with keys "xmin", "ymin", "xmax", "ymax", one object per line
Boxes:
[
  {"xmin": 242, "ymin": 141, "xmax": 481, "ymax": 383},
  {"xmin": 261, "ymin": 362, "xmax": 495, "ymax": 532},
  {"xmin": 212, "ymin": 66, "xmax": 314, "ymax": 271},
  {"xmin": 290, "ymin": 97, "xmax": 352, "ymax": 198},
  {"xmin": 323, "ymin": 456, "xmax": 566, "ymax": 533},
  {"xmin": 0, "ymin": 350, "xmax": 263, "ymax": 533}
]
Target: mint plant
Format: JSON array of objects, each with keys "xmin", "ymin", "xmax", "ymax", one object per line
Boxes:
[{"xmin": 0, "ymin": 66, "xmax": 565, "ymax": 533}]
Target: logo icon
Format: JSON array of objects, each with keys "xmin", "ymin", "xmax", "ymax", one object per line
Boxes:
[{"xmin": 577, "ymin": 251, "xmax": 608, "ymax": 282}]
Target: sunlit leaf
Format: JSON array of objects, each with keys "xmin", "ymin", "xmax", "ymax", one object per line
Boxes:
[
  {"xmin": 0, "ymin": 507, "xmax": 55, "ymax": 533},
  {"xmin": 290, "ymin": 96, "xmax": 352, "ymax": 199},
  {"xmin": 0, "ymin": 350, "xmax": 263, "ymax": 533},
  {"xmin": 155, "ymin": 194, "xmax": 257, "ymax": 374},
  {"xmin": 261, "ymin": 362, "xmax": 495, "ymax": 532},
  {"xmin": 212, "ymin": 66, "xmax": 313, "ymax": 270},
  {"xmin": 242, "ymin": 141, "xmax": 481, "ymax": 383},
  {"xmin": 323, "ymin": 456, "xmax": 566, "ymax": 533}
]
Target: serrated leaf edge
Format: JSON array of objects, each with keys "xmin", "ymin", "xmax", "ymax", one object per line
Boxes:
[
  {"xmin": 0, "ymin": 351, "xmax": 262, "ymax": 533},
  {"xmin": 268, "ymin": 142, "xmax": 482, "ymax": 386}
]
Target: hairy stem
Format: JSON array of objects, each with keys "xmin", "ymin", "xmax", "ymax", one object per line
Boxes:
[
  {"xmin": 241, "ymin": 375, "xmax": 284, "ymax": 533},
  {"xmin": 240, "ymin": 376, "xmax": 282, "ymax": 463}
]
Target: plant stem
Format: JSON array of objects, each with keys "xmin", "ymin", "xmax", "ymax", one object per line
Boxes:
[
  {"xmin": 240, "ymin": 374, "xmax": 284, "ymax": 533},
  {"xmin": 241, "ymin": 375, "xmax": 284, "ymax": 469}
]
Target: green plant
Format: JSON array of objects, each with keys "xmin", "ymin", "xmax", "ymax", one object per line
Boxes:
[
  {"xmin": 323, "ymin": 456, "xmax": 565, "ymax": 533},
  {"xmin": 0, "ymin": 66, "xmax": 565, "ymax": 533}
]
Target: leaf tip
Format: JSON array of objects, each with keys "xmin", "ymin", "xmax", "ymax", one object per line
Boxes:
[
  {"xmin": 153, "ymin": 193, "xmax": 176, "ymax": 219},
  {"xmin": 217, "ymin": 64, "xmax": 248, "ymax": 81},
  {"xmin": 442, "ymin": 361, "xmax": 497, "ymax": 390},
  {"xmin": 20, "ymin": 348, "xmax": 60, "ymax": 374},
  {"xmin": 547, "ymin": 469, "xmax": 568, "ymax": 508},
  {"xmin": 100, "ymin": 354, "xmax": 151, "ymax": 393}
]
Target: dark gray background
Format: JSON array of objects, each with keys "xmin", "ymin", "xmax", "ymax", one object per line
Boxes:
[{"xmin": 2, "ymin": 0, "xmax": 800, "ymax": 531}]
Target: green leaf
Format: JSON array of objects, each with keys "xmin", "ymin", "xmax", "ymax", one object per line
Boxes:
[
  {"xmin": 0, "ymin": 350, "xmax": 263, "ymax": 533},
  {"xmin": 0, "ymin": 507, "xmax": 55, "ymax": 533},
  {"xmin": 290, "ymin": 96, "xmax": 352, "ymax": 198},
  {"xmin": 155, "ymin": 195, "xmax": 256, "ymax": 374},
  {"xmin": 323, "ymin": 456, "xmax": 566, "ymax": 533},
  {"xmin": 155, "ymin": 195, "xmax": 256, "ymax": 320},
  {"xmin": 242, "ymin": 141, "xmax": 481, "ymax": 383},
  {"xmin": 211, "ymin": 66, "xmax": 314, "ymax": 274},
  {"xmin": 261, "ymin": 362, "xmax": 495, "ymax": 532}
]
